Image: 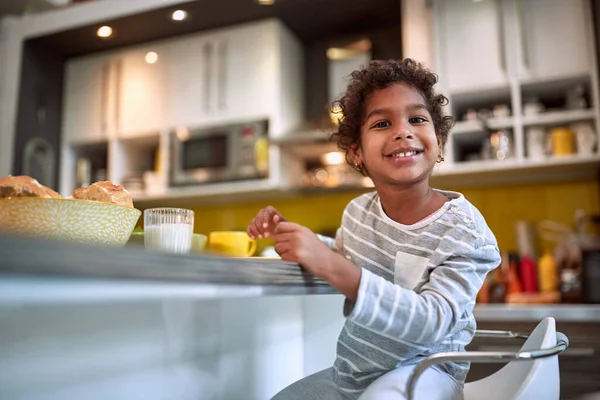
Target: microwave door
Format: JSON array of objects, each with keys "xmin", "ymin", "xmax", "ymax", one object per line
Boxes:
[{"xmin": 175, "ymin": 133, "xmax": 230, "ymax": 185}]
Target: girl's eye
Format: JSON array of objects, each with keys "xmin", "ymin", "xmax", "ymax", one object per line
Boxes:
[
  {"xmin": 372, "ymin": 121, "xmax": 391, "ymax": 129},
  {"xmin": 409, "ymin": 117, "xmax": 427, "ymax": 124}
]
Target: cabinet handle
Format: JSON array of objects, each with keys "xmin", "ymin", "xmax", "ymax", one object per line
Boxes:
[
  {"xmin": 115, "ymin": 59, "xmax": 122, "ymax": 134},
  {"xmin": 496, "ymin": 0, "xmax": 506, "ymax": 72},
  {"xmin": 217, "ymin": 41, "xmax": 227, "ymax": 111},
  {"xmin": 516, "ymin": 0, "xmax": 530, "ymax": 70},
  {"xmin": 100, "ymin": 62, "xmax": 109, "ymax": 135},
  {"xmin": 203, "ymin": 42, "xmax": 213, "ymax": 113}
]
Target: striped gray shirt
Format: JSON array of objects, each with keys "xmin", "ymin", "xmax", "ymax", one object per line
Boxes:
[{"xmin": 326, "ymin": 190, "xmax": 501, "ymax": 394}]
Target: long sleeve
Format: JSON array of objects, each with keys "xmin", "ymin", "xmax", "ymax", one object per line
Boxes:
[
  {"xmin": 345, "ymin": 238, "xmax": 500, "ymax": 345},
  {"xmin": 317, "ymin": 228, "xmax": 344, "ymax": 253}
]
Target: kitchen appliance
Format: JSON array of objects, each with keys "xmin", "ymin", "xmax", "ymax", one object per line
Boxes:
[{"xmin": 170, "ymin": 120, "xmax": 269, "ymax": 186}]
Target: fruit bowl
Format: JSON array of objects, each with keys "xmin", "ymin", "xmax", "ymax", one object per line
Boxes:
[{"xmin": 0, "ymin": 197, "xmax": 141, "ymax": 247}]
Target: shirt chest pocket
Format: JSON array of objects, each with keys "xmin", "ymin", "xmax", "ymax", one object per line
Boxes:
[{"xmin": 394, "ymin": 251, "xmax": 430, "ymax": 290}]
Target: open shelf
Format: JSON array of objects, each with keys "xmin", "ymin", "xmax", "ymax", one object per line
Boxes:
[
  {"xmin": 453, "ymin": 117, "xmax": 514, "ymax": 134},
  {"xmin": 522, "ymin": 109, "xmax": 596, "ymax": 127},
  {"xmin": 60, "ymin": 141, "xmax": 109, "ymax": 196},
  {"xmin": 431, "ymin": 154, "xmax": 600, "ymax": 187}
]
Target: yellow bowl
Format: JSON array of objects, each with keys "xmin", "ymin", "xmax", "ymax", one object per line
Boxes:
[{"xmin": 0, "ymin": 197, "xmax": 141, "ymax": 247}]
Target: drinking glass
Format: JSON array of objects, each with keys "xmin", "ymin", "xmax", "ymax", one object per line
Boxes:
[{"xmin": 144, "ymin": 208, "xmax": 194, "ymax": 254}]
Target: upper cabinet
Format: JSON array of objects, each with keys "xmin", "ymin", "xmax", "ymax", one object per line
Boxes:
[
  {"xmin": 515, "ymin": 0, "xmax": 591, "ymax": 80},
  {"xmin": 434, "ymin": 0, "xmax": 594, "ymax": 92},
  {"xmin": 61, "ymin": 19, "xmax": 304, "ymax": 145},
  {"xmin": 164, "ymin": 20, "xmax": 303, "ymax": 136},
  {"xmin": 62, "ymin": 54, "xmax": 112, "ymax": 143},
  {"xmin": 115, "ymin": 45, "xmax": 167, "ymax": 137},
  {"xmin": 164, "ymin": 36, "xmax": 210, "ymax": 128},
  {"xmin": 435, "ymin": 0, "xmax": 508, "ymax": 92}
]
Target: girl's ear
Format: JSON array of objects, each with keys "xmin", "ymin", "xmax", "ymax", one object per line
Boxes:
[{"xmin": 348, "ymin": 144, "xmax": 363, "ymax": 168}]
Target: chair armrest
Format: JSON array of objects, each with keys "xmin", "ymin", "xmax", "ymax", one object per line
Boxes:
[
  {"xmin": 475, "ymin": 329, "xmax": 530, "ymax": 339},
  {"xmin": 406, "ymin": 332, "xmax": 569, "ymax": 400}
]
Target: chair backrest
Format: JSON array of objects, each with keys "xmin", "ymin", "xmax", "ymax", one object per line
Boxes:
[{"xmin": 464, "ymin": 317, "xmax": 560, "ymax": 400}]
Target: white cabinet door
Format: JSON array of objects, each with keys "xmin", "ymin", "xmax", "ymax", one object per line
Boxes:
[
  {"xmin": 116, "ymin": 46, "xmax": 166, "ymax": 137},
  {"xmin": 517, "ymin": 0, "xmax": 591, "ymax": 79},
  {"xmin": 165, "ymin": 22, "xmax": 278, "ymax": 128},
  {"xmin": 164, "ymin": 36, "xmax": 211, "ymax": 127},
  {"xmin": 436, "ymin": 0, "xmax": 508, "ymax": 91},
  {"xmin": 214, "ymin": 22, "xmax": 277, "ymax": 122},
  {"xmin": 62, "ymin": 55, "xmax": 111, "ymax": 143}
]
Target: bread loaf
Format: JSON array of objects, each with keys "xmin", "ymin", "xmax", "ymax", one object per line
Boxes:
[
  {"xmin": 0, "ymin": 175, "xmax": 61, "ymax": 199},
  {"xmin": 72, "ymin": 181, "xmax": 134, "ymax": 208}
]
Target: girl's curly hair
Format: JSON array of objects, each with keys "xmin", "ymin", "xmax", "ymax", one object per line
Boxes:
[{"xmin": 330, "ymin": 59, "xmax": 455, "ymax": 171}]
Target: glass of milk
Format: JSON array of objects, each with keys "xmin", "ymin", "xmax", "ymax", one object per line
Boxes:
[{"xmin": 144, "ymin": 208, "xmax": 194, "ymax": 254}]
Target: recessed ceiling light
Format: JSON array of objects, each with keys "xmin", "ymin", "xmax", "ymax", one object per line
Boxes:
[
  {"xmin": 171, "ymin": 10, "xmax": 188, "ymax": 21},
  {"xmin": 97, "ymin": 26, "xmax": 113, "ymax": 38},
  {"xmin": 257, "ymin": 0, "xmax": 275, "ymax": 5},
  {"xmin": 145, "ymin": 52, "xmax": 159, "ymax": 64}
]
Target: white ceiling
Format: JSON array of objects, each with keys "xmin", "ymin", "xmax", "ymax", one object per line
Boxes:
[{"xmin": 0, "ymin": 0, "xmax": 71, "ymax": 17}]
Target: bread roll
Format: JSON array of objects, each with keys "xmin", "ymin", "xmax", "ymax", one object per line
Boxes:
[
  {"xmin": 73, "ymin": 181, "xmax": 134, "ymax": 208},
  {"xmin": 0, "ymin": 175, "xmax": 61, "ymax": 199}
]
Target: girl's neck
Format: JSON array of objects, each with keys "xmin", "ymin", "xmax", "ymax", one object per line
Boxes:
[{"xmin": 377, "ymin": 180, "xmax": 448, "ymax": 225}]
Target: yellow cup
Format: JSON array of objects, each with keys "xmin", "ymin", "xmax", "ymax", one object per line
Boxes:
[
  {"xmin": 208, "ymin": 231, "xmax": 257, "ymax": 257},
  {"xmin": 551, "ymin": 127, "xmax": 574, "ymax": 156}
]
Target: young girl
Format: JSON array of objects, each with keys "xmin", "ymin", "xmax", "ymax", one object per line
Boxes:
[{"xmin": 247, "ymin": 59, "xmax": 501, "ymax": 400}]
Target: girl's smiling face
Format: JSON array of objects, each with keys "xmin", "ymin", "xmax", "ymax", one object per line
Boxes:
[{"xmin": 350, "ymin": 83, "xmax": 442, "ymax": 188}]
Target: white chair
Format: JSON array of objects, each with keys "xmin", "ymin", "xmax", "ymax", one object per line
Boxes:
[{"xmin": 407, "ymin": 317, "xmax": 569, "ymax": 400}]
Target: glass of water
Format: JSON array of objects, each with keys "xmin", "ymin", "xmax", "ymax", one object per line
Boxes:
[{"xmin": 144, "ymin": 208, "xmax": 194, "ymax": 254}]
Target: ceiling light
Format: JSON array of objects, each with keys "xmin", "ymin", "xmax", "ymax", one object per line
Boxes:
[
  {"xmin": 96, "ymin": 26, "xmax": 113, "ymax": 38},
  {"xmin": 145, "ymin": 52, "xmax": 159, "ymax": 64},
  {"xmin": 171, "ymin": 10, "xmax": 188, "ymax": 21},
  {"xmin": 257, "ymin": 0, "xmax": 275, "ymax": 5}
]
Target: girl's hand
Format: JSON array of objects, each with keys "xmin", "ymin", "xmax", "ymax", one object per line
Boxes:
[
  {"xmin": 272, "ymin": 221, "xmax": 334, "ymax": 278},
  {"xmin": 246, "ymin": 206, "xmax": 286, "ymax": 239}
]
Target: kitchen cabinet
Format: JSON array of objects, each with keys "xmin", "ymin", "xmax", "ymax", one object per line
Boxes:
[
  {"xmin": 164, "ymin": 36, "xmax": 210, "ymax": 128},
  {"xmin": 116, "ymin": 45, "xmax": 167, "ymax": 137},
  {"xmin": 516, "ymin": 0, "xmax": 592, "ymax": 80},
  {"xmin": 435, "ymin": 0, "xmax": 593, "ymax": 91},
  {"xmin": 435, "ymin": 0, "xmax": 509, "ymax": 92},
  {"xmin": 62, "ymin": 54, "xmax": 112, "ymax": 143},
  {"xmin": 426, "ymin": 0, "xmax": 600, "ymax": 188},
  {"xmin": 211, "ymin": 21, "xmax": 278, "ymax": 123},
  {"xmin": 59, "ymin": 18, "xmax": 304, "ymax": 201},
  {"xmin": 63, "ymin": 45, "xmax": 167, "ymax": 142},
  {"xmin": 164, "ymin": 19, "xmax": 302, "ymax": 135}
]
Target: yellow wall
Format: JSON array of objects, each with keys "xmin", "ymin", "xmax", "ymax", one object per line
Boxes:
[{"xmin": 187, "ymin": 180, "xmax": 599, "ymax": 254}]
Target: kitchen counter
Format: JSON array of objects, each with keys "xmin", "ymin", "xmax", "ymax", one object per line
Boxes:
[
  {"xmin": 0, "ymin": 235, "xmax": 335, "ymax": 305},
  {"xmin": 2, "ymin": 235, "xmax": 600, "ymax": 322},
  {"xmin": 474, "ymin": 303, "xmax": 600, "ymax": 322}
]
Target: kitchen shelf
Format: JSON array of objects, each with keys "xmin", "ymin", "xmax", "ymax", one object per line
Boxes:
[
  {"xmin": 430, "ymin": 154, "xmax": 600, "ymax": 187},
  {"xmin": 522, "ymin": 109, "xmax": 596, "ymax": 127},
  {"xmin": 453, "ymin": 117, "xmax": 514, "ymax": 134}
]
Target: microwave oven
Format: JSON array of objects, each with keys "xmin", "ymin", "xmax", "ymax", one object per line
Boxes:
[{"xmin": 170, "ymin": 120, "xmax": 269, "ymax": 186}]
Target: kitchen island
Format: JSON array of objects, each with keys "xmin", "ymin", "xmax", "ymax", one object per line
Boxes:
[
  {"xmin": 2, "ymin": 235, "xmax": 600, "ymax": 400},
  {"xmin": 0, "ymin": 234, "xmax": 335, "ymax": 305},
  {"xmin": 1, "ymin": 234, "xmax": 599, "ymax": 321}
]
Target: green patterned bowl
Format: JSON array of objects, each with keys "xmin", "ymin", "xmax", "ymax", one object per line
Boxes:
[{"xmin": 0, "ymin": 197, "xmax": 141, "ymax": 247}]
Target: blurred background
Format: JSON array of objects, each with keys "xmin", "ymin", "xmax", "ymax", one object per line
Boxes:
[{"xmin": 1, "ymin": 0, "xmax": 600, "ymax": 399}]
